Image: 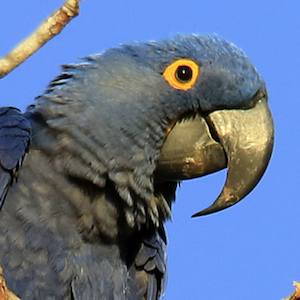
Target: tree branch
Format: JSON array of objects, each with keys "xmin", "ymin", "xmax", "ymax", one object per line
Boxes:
[
  {"xmin": 0, "ymin": 0, "xmax": 81, "ymax": 79},
  {"xmin": 0, "ymin": 266, "xmax": 20, "ymax": 300},
  {"xmin": 283, "ymin": 282, "xmax": 300, "ymax": 300}
]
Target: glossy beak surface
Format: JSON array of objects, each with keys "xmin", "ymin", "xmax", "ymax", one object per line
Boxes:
[{"xmin": 156, "ymin": 97, "xmax": 274, "ymax": 217}]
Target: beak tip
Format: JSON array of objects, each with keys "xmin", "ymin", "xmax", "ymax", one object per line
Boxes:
[
  {"xmin": 191, "ymin": 194, "xmax": 239, "ymax": 218},
  {"xmin": 191, "ymin": 204, "xmax": 223, "ymax": 218}
]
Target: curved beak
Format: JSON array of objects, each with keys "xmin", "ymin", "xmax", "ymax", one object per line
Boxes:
[
  {"xmin": 192, "ymin": 97, "xmax": 274, "ymax": 216},
  {"xmin": 156, "ymin": 97, "xmax": 274, "ymax": 217}
]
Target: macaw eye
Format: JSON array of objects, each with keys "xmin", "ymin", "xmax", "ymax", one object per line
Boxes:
[
  {"xmin": 176, "ymin": 65, "xmax": 193, "ymax": 83},
  {"xmin": 163, "ymin": 59, "xmax": 199, "ymax": 91}
]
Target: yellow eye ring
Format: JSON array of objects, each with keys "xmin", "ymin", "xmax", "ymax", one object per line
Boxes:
[{"xmin": 163, "ymin": 59, "xmax": 199, "ymax": 91}]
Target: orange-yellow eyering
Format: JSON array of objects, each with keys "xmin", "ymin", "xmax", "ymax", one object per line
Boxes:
[{"xmin": 163, "ymin": 59, "xmax": 199, "ymax": 91}]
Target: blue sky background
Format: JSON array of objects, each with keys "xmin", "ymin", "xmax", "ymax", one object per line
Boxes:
[{"xmin": 0, "ymin": 1, "xmax": 299, "ymax": 299}]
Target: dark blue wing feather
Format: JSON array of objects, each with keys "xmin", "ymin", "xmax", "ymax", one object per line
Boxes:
[
  {"xmin": 127, "ymin": 227, "xmax": 167, "ymax": 300},
  {"xmin": 0, "ymin": 107, "xmax": 31, "ymax": 209}
]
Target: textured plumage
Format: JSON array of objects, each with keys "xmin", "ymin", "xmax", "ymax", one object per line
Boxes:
[{"xmin": 0, "ymin": 34, "xmax": 273, "ymax": 299}]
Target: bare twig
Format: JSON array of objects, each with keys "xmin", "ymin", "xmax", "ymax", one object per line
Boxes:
[
  {"xmin": 0, "ymin": 0, "xmax": 81, "ymax": 79},
  {"xmin": 0, "ymin": 265, "xmax": 20, "ymax": 300},
  {"xmin": 282, "ymin": 282, "xmax": 300, "ymax": 300}
]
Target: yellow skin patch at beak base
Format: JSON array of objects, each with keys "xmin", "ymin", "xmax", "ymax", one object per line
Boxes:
[{"xmin": 163, "ymin": 59, "xmax": 199, "ymax": 91}]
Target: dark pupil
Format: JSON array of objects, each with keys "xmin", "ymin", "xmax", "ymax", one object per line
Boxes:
[{"xmin": 176, "ymin": 65, "xmax": 193, "ymax": 82}]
